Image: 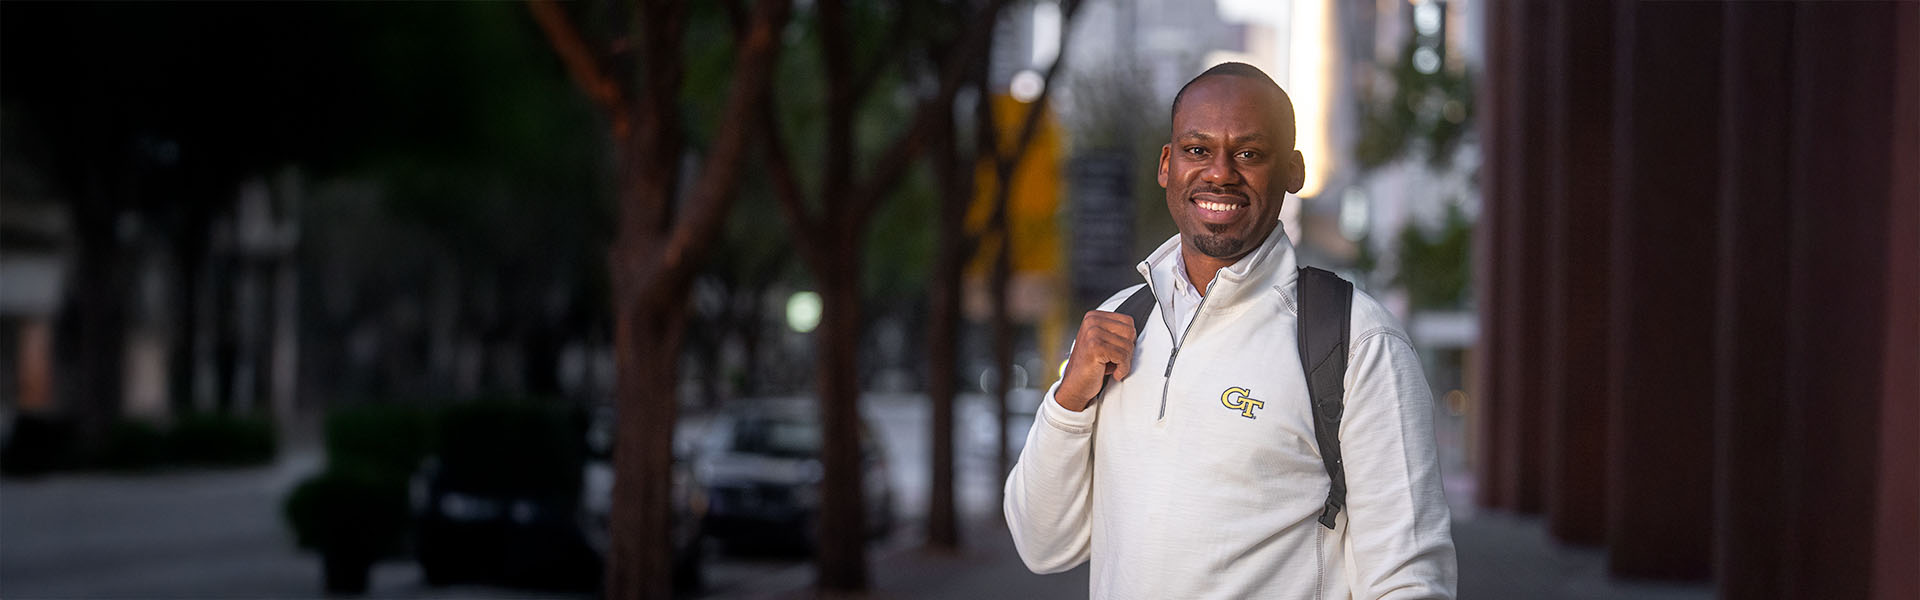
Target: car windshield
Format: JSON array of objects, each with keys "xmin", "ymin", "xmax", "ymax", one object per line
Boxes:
[{"xmin": 729, "ymin": 418, "xmax": 819, "ymax": 458}]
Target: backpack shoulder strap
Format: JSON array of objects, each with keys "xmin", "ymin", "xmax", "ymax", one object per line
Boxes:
[
  {"xmin": 1095, "ymin": 284, "xmax": 1156, "ymax": 397},
  {"xmin": 1113, "ymin": 284, "xmax": 1156, "ymax": 341},
  {"xmin": 1297, "ymin": 266, "xmax": 1353, "ymax": 530}
]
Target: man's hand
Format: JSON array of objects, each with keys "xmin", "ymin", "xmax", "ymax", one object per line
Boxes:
[{"xmin": 1054, "ymin": 311, "xmax": 1138, "ymax": 412}]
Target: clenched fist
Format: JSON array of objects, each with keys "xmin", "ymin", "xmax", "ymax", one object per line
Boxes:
[{"xmin": 1054, "ymin": 310, "xmax": 1139, "ymax": 412}]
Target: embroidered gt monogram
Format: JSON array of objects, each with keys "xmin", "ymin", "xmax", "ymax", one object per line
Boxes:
[{"xmin": 1220, "ymin": 387, "xmax": 1264, "ymax": 419}]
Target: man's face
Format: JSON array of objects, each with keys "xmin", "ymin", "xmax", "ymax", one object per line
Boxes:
[{"xmin": 1158, "ymin": 76, "xmax": 1303, "ymax": 261}]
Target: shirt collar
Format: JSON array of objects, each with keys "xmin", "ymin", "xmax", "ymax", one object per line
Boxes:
[{"xmin": 1139, "ymin": 222, "xmax": 1299, "ymax": 316}]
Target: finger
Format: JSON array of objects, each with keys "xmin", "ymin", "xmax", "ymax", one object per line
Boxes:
[
  {"xmin": 1069, "ymin": 340, "xmax": 1128, "ymax": 382},
  {"xmin": 1087, "ymin": 310, "xmax": 1136, "ymax": 330},
  {"xmin": 1083, "ymin": 336, "xmax": 1133, "ymax": 380},
  {"xmin": 1089, "ymin": 310, "xmax": 1134, "ymax": 330}
]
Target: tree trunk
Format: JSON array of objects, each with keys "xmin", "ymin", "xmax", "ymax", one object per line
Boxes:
[
  {"xmin": 990, "ymin": 220, "xmax": 1014, "ymax": 489},
  {"xmin": 59, "ymin": 184, "xmax": 131, "ymax": 456},
  {"xmin": 925, "ymin": 194, "xmax": 965, "ymax": 551},
  {"xmin": 812, "ymin": 245, "xmax": 869, "ymax": 590},
  {"xmin": 925, "ymin": 92, "xmax": 969, "ymax": 550},
  {"xmin": 738, "ymin": 293, "xmax": 765, "ymax": 397},
  {"xmin": 604, "ymin": 290, "xmax": 687, "ymax": 600}
]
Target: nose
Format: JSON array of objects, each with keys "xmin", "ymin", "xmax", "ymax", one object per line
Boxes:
[{"xmin": 1201, "ymin": 152, "xmax": 1238, "ymax": 186}]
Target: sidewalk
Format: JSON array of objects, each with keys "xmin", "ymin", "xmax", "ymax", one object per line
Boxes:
[
  {"xmin": 1454, "ymin": 512, "xmax": 1713, "ymax": 600},
  {"xmin": 744, "ymin": 514, "xmax": 1714, "ymax": 599}
]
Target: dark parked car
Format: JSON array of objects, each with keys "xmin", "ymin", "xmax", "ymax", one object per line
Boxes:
[
  {"xmin": 695, "ymin": 399, "xmax": 894, "ymax": 553},
  {"xmin": 410, "ymin": 403, "xmax": 705, "ymax": 591}
]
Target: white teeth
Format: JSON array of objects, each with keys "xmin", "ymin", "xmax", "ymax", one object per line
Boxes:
[{"xmin": 1198, "ymin": 200, "xmax": 1240, "ymax": 212}]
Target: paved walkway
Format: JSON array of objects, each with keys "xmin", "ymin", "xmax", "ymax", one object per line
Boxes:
[{"xmin": 731, "ymin": 514, "xmax": 1715, "ymax": 599}]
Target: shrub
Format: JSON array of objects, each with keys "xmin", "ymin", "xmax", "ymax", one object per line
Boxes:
[
  {"xmin": 324, "ymin": 403, "xmax": 432, "ymax": 477},
  {"xmin": 170, "ymin": 413, "xmax": 277, "ymax": 466},
  {"xmin": 283, "ymin": 464, "xmax": 412, "ymax": 553},
  {"xmin": 96, "ymin": 419, "xmax": 170, "ymax": 470},
  {"xmin": 0, "ymin": 414, "xmax": 77, "ymax": 476}
]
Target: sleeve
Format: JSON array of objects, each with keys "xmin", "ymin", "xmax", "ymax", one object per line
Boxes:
[
  {"xmin": 1338, "ymin": 327, "xmax": 1458, "ymax": 599},
  {"xmin": 1003, "ymin": 284, "xmax": 1140, "ymax": 574},
  {"xmin": 1002, "ymin": 377, "xmax": 1099, "ymax": 574}
]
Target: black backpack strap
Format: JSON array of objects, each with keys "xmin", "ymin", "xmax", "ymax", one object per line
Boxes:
[
  {"xmin": 1113, "ymin": 284, "xmax": 1156, "ymax": 341},
  {"xmin": 1297, "ymin": 266, "xmax": 1353, "ymax": 530},
  {"xmin": 1098, "ymin": 285, "xmax": 1156, "ymax": 396}
]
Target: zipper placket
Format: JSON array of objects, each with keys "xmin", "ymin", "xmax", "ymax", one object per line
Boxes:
[{"xmin": 1156, "ymin": 278, "xmax": 1214, "ymax": 421}]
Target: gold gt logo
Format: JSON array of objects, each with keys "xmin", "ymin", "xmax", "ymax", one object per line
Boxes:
[{"xmin": 1220, "ymin": 387, "xmax": 1264, "ymax": 419}]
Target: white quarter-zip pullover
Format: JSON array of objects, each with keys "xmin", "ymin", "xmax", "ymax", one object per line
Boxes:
[{"xmin": 1005, "ymin": 228, "xmax": 1457, "ymax": 599}]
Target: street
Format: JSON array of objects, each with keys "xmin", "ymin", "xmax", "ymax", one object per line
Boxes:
[
  {"xmin": 0, "ymin": 390, "xmax": 1712, "ymax": 599},
  {"xmin": 0, "ymin": 392, "xmax": 1034, "ymax": 599}
]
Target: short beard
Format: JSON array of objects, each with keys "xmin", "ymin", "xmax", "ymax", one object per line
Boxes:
[{"xmin": 1190, "ymin": 226, "xmax": 1249, "ymax": 259}]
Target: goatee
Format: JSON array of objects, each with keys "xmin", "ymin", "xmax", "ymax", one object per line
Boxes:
[{"xmin": 1191, "ymin": 230, "xmax": 1247, "ymax": 259}]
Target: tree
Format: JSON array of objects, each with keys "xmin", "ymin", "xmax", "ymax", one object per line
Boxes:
[
  {"xmin": 524, "ymin": 1, "xmax": 792, "ymax": 598},
  {"xmin": 918, "ymin": 0, "xmax": 1083, "ymax": 548},
  {"xmin": 0, "ymin": 2, "xmax": 396, "ymax": 448},
  {"xmin": 982, "ymin": 0, "xmax": 1084, "ymax": 497},
  {"xmin": 755, "ymin": 0, "xmax": 1010, "ymax": 589}
]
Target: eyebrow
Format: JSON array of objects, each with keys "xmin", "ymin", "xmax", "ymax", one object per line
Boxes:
[{"xmin": 1177, "ymin": 130, "xmax": 1270, "ymax": 145}]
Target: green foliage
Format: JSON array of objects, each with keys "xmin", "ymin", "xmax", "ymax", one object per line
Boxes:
[
  {"xmin": 1354, "ymin": 39, "xmax": 1476, "ymax": 172},
  {"xmin": 324, "ymin": 404, "xmax": 433, "ymax": 478},
  {"xmin": 283, "ymin": 464, "xmax": 412, "ymax": 554},
  {"xmin": 432, "ymin": 401, "xmax": 585, "ymax": 499},
  {"xmin": 96, "ymin": 420, "xmax": 170, "ymax": 471},
  {"xmin": 4, "ymin": 414, "xmax": 277, "ymax": 474},
  {"xmin": 170, "ymin": 413, "xmax": 277, "ymax": 467},
  {"xmin": 0, "ymin": 415, "xmax": 77, "ymax": 476},
  {"xmin": 283, "ymin": 403, "xmax": 431, "ymax": 559},
  {"xmin": 1394, "ymin": 204, "xmax": 1474, "ymax": 310}
]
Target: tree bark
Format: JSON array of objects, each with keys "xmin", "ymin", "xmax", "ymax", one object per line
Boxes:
[
  {"xmin": 990, "ymin": 209, "xmax": 1014, "ymax": 486},
  {"xmin": 757, "ymin": 0, "xmax": 1016, "ymax": 587},
  {"xmin": 811, "ymin": 244, "xmax": 869, "ymax": 589},
  {"xmin": 604, "ymin": 291, "xmax": 687, "ymax": 600},
  {"xmin": 529, "ymin": 2, "xmax": 792, "ymax": 599},
  {"xmin": 924, "ymin": 89, "xmax": 970, "ymax": 551}
]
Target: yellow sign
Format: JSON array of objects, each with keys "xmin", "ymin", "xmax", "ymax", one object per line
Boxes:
[{"xmin": 967, "ymin": 94, "xmax": 1063, "ymax": 276}]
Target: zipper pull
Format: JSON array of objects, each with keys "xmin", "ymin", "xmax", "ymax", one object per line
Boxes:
[{"xmin": 1164, "ymin": 346, "xmax": 1179, "ymax": 377}]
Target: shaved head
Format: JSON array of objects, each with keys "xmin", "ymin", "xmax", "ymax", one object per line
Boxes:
[{"xmin": 1171, "ymin": 62, "xmax": 1297, "ymax": 150}]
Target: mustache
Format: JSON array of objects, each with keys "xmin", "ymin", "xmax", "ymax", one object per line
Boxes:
[{"xmin": 1189, "ymin": 186, "xmax": 1247, "ymax": 200}]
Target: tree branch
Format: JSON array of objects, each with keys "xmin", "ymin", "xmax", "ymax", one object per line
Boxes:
[
  {"xmin": 760, "ymin": 102, "xmax": 827, "ymax": 270},
  {"xmin": 656, "ymin": 0, "xmax": 795, "ymax": 293},
  {"xmin": 818, "ymin": 0, "xmax": 856, "ymax": 224},
  {"xmin": 851, "ymin": 0, "xmax": 1012, "ymax": 218},
  {"xmin": 993, "ymin": 0, "xmax": 1083, "ymax": 173},
  {"xmin": 527, "ymin": 0, "xmax": 631, "ymax": 138}
]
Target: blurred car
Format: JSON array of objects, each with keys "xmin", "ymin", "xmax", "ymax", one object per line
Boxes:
[
  {"xmin": 695, "ymin": 399, "xmax": 894, "ymax": 553},
  {"xmin": 410, "ymin": 403, "xmax": 705, "ymax": 591}
]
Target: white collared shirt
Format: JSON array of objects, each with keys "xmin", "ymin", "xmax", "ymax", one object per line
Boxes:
[{"xmin": 1167, "ymin": 251, "xmax": 1205, "ymax": 346}]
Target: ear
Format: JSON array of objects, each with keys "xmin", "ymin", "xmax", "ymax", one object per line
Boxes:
[
  {"xmin": 1157, "ymin": 144, "xmax": 1172, "ymax": 188},
  {"xmin": 1284, "ymin": 150, "xmax": 1306, "ymax": 194}
]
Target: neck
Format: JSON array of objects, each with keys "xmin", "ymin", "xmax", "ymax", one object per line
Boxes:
[{"xmin": 1180, "ymin": 245, "xmax": 1240, "ymax": 296}]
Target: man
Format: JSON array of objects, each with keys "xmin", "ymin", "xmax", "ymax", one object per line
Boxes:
[{"xmin": 1004, "ymin": 63, "xmax": 1457, "ymax": 599}]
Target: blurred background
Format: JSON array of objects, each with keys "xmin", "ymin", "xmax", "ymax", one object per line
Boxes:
[{"xmin": 0, "ymin": 1, "xmax": 1912, "ymax": 599}]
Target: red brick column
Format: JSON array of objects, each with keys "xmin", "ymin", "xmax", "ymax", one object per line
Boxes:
[
  {"xmin": 1872, "ymin": 10, "xmax": 1920, "ymax": 600},
  {"xmin": 1711, "ymin": 3, "xmax": 1797, "ymax": 595},
  {"xmin": 1542, "ymin": 0, "xmax": 1615, "ymax": 547},
  {"xmin": 1604, "ymin": 0, "xmax": 1722, "ymax": 581},
  {"xmin": 1783, "ymin": 5, "xmax": 1906, "ymax": 596},
  {"xmin": 1472, "ymin": 0, "xmax": 1514, "ymax": 511},
  {"xmin": 1502, "ymin": 0, "xmax": 1552, "ymax": 515}
]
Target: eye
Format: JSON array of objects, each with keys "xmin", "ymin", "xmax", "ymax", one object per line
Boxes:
[
  {"xmin": 1235, "ymin": 150, "xmax": 1262, "ymax": 160},
  {"xmin": 1184, "ymin": 146, "xmax": 1207, "ymax": 157}
]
